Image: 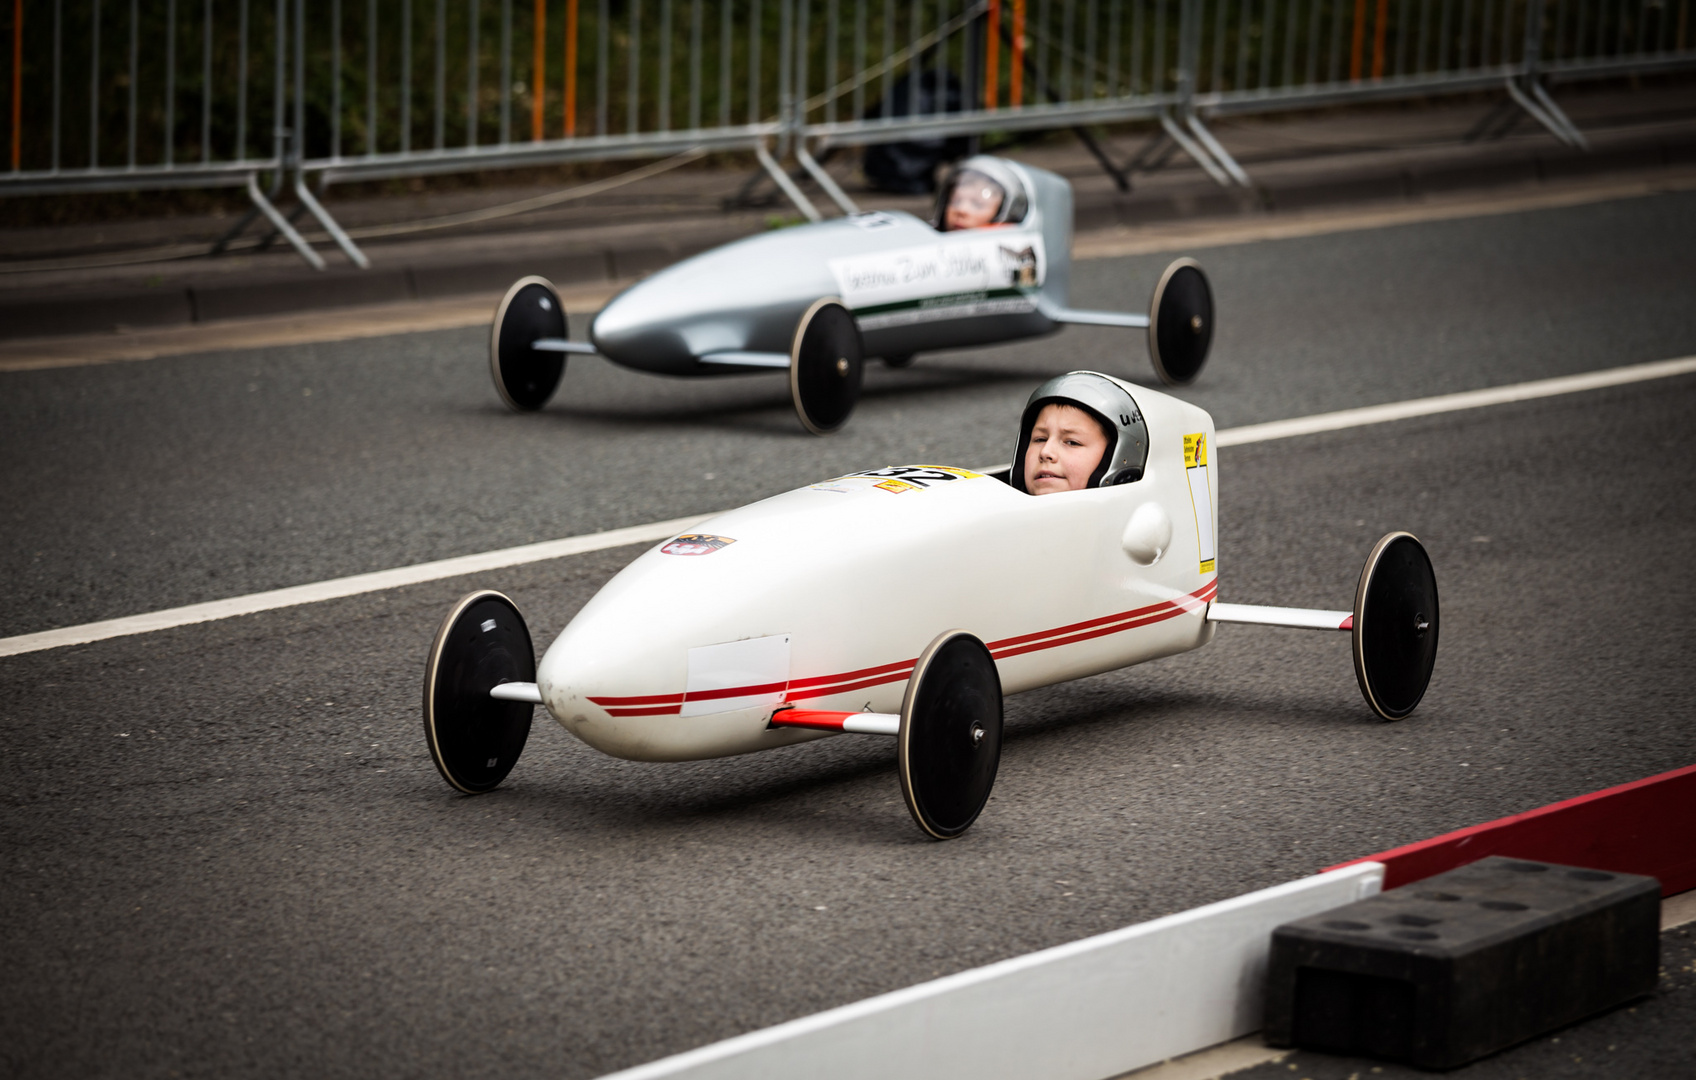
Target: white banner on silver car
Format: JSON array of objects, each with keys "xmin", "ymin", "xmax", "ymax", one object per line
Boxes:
[{"xmin": 829, "ymin": 234, "xmax": 1047, "ymax": 311}]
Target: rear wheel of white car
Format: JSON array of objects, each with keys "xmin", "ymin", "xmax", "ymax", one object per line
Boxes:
[
  {"xmin": 882, "ymin": 353, "xmax": 915, "ymax": 369},
  {"xmin": 423, "ymin": 590, "xmax": 536, "ymax": 793},
  {"xmin": 490, "ymin": 275, "xmax": 568, "ymax": 411},
  {"xmin": 898, "ymin": 630, "xmax": 1003, "ymax": 839},
  {"xmin": 790, "ymin": 298, "xmax": 864, "ymax": 435},
  {"xmin": 1352, "ymin": 532, "xmax": 1439, "ymax": 721},
  {"xmin": 1147, "ymin": 257, "xmax": 1213, "ymax": 386}
]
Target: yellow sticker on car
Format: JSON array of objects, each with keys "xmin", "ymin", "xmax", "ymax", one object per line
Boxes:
[
  {"xmin": 1184, "ymin": 433, "xmax": 1217, "ymax": 574},
  {"xmin": 1183, "ymin": 432, "xmax": 1208, "ymax": 469}
]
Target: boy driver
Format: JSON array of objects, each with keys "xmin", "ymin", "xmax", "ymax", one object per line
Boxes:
[{"xmin": 1012, "ymin": 372, "xmax": 1150, "ymax": 494}]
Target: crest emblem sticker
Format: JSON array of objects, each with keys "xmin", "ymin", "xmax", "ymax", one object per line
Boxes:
[{"xmin": 662, "ymin": 533, "xmax": 737, "ymax": 556}]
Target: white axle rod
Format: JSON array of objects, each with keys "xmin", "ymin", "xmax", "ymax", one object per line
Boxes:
[
  {"xmin": 1207, "ymin": 602, "xmax": 1353, "ymax": 631},
  {"xmin": 698, "ymin": 351, "xmax": 794, "ymax": 369},
  {"xmin": 1045, "ymin": 308, "xmax": 1151, "ymax": 329},
  {"xmin": 489, "ymin": 681, "xmax": 545, "ymax": 703},
  {"xmin": 530, "ymin": 338, "xmax": 600, "ymax": 355}
]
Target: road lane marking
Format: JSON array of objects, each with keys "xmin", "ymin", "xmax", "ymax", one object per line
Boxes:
[
  {"xmin": 0, "ymin": 514, "xmax": 710, "ymax": 658},
  {"xmin": 2, "ymin": 354, "xmax": 1693, "ymax": 659},
  {"xmin": 1216, "ymin": 355, "xmax": 1696, "ymax": 446},
  {"xmin": 5, "ymin": 169, "xmax": 1694, "ymax": 372}
]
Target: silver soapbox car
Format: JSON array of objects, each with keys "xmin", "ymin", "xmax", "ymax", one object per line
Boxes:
[{"xmin": 489, "ymin": 156, "xmax": 1215, "ymax": 434}]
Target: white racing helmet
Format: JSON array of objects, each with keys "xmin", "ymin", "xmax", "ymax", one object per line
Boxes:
[
  {"xmin": 1011, "ymin": 371, "xmax": 1149, "ymax": 492},
  {"xmin": 934, "ymin": 155, "xmax": 1030, "ymax": 230}
]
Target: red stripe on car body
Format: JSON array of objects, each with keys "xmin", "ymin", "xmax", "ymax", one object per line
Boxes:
[{"xmin": 588, "ymin": 580, "xmax": 1217, "ymax": 717}]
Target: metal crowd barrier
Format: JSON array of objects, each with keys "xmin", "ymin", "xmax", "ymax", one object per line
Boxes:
[{"xmin": 4, "ymin": 0, "xmax": 1692, "ymax": 267}]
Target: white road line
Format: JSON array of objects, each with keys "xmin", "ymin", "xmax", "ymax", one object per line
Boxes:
[
  {"xmin": 1215, "ymin": 355, "xmax": 1696, "ymax": 447},
  {"xmin": 4, "ymin": 354, "xmax": 1694, "ymax": 660},
  {"xmin": 0, "ymin": 514, "xmax": 709, "ymax": 659}
]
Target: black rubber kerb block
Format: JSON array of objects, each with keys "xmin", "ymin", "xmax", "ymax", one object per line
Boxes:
[{"xmin": 1264, "ymin": 855, "xmax": 1660, "ymax": 1070}]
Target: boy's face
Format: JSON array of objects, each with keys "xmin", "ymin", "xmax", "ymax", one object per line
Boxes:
[
  {"xmin": 945, "ymin": 173, "xmax": 1005, "ymax": 230},
  {"xmin": 1024, "ymin": 403, "xmax": 1109, "ymax": 494}
]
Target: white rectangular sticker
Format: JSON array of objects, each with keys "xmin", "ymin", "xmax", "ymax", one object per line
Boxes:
[
  {"xmin": 828, "ymin": 233, "xmax": 1045, "ymax": 312},
  {"xmin": 682, "ymin": 634, "xmax": 791, "ymax": 717},
  {"xmin": 1184, "ymin": 433, "xmax": 1217, "ymax": 575}
]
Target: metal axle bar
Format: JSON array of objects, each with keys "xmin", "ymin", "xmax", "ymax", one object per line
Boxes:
[
  {"xmin": 699, "ymin": 351, "xmax": 792, "ymax": 369},
  {"xmin": 1044, "ymin": 306, "xmax": 1149, "ymax": 329},
  {"xmin": 1207, "ymin": 602, "xmax": 1352, "ymax": 631},
  {"xmin": 490, "ymin": 681, "xmax": 544, "ymax": 703},
  {"xmin": 530, "ymin": 338, "xmax": 601, "ymax": 354}
]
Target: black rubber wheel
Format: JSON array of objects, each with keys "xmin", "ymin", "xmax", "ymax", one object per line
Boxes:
[
  {"xmin": 423, "ymin": 590, "xmax": 537, "ymax": 793},
  {"xmin": 898, "ymin": 631, "xmax": 1003, "ymax": 839},
  {"xmin": 789, "ymin": 297, "xmax": 864, "ymax": 435},
  {"xmin": 883, "ymin": 353, "xmax": 916, "ymax": 369},
  {"xmin": 489, "ymin": 275, "xmax": 568, "ymax": 411},
  {"xmin": 1147, "ymin": 257, "xmax": 1213, "ymax": 386},
  {"xmin": 1352, "ymin": 532, "xmax": 1439, "ymax": 721}
]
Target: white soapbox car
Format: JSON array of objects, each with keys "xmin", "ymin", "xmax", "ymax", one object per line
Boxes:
[
  {"xmin": 487, "ymin": 155, "xmax": 1215, "ymax": 434},
  {"xmin": 424, "ymin": 376, "xmax": 1438, "ymax": 838}
]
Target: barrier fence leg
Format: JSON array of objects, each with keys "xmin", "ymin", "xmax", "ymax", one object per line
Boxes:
[
  {"xmin": 1160, "ymin": 109, "xmax": 1232, "ymax": 187},
  {"xmin": 1072, "ymin": 126, "xmax": 1133, "ymax": 191},
  {"xmin": 754, "ymin": 141, "xmax": 823, "ymax": 222},
  {"xmin": 293, "ymin": 174, "xmax": 372, "ymax": 268},
  {"xmin": 245, "ymin": 172, "xmax": 327, "ymax": 270},
  {"xmin": 795, "ymin": 140, "xmax": 861, "ymax": 215},
  {"xmin": 1528, "ymin": 81, "xmax": 1589, "ymax": 149},
  {"xmin": 1506, "ymin": 79, "xmax": 1587, "ymax": 149},
  {"xmin": 1183, "ymin": 109, "xmax": 1253, "ymax": 187},
  {"xmin": 1170, "ymin": 0, "xmax": 1251, "ymax": 189},
  {"xmin": 1510, "ymin": 0, "xmax": 1588, "ymax": 151}
]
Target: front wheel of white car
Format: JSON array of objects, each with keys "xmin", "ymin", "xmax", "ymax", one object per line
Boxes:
[
  {"xmin": 898, "ymin": 630, "xmax": 1003, "ymax": 839},
  {"xmin": 423, "ymin": 590, "xmax": 537, "ymax": 793}
]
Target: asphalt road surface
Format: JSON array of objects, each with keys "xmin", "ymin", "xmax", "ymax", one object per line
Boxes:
[{"xmin": 2, "ymin": 191, "xmax": 1695, "ymax": 1079}]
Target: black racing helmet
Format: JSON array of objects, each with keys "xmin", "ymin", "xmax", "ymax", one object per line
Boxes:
[
  {"xmin": 1011, "ymin": 371, "xmax": 1149, "ymax": 493},
  {"xmin": 934, "ymin": 155, "xmax": 1030, "ymax": 231}
]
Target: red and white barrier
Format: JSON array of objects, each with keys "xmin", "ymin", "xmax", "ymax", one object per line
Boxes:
[{"xmin": 1326, "ymin": 762, "xmax": 1696, "ymax": 896}]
